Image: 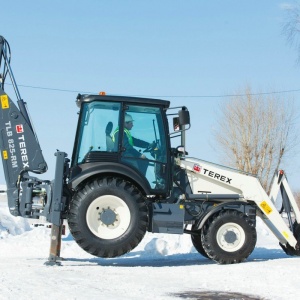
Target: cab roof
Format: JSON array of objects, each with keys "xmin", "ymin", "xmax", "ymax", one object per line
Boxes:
[{"xmin": 76, "ymin": 94, "xmax": 170, "ymax": 109}]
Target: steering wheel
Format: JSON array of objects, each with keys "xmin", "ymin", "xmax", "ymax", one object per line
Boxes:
[{"xmin": 143, "ymin": 141, "xmax": 156, "ymax": 153}]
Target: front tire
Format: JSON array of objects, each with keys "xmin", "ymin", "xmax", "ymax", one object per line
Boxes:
[
  {"xmin": 191, "ymin": 227, "xmax": 209, "ymax": 258},
  {"xmin": 68, "ymin": 177, "xmax": 148, "ymax": 258},
  {"xmin": 201, "ymin": 210, "xmax": 257, "ymax": 264}
]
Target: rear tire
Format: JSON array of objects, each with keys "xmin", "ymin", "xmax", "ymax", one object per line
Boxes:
[
  {"xmin": 68, "ymin": 177, "xmax": 148, "ymax": 258},
  {"xmin": 201, "ymin": 210, "xmax": 257, "ymax": 264}
]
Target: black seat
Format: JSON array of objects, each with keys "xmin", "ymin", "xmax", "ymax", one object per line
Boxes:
[{"xmin": 105, "ymin": 122, "xmax": 114, "ymax": 151}]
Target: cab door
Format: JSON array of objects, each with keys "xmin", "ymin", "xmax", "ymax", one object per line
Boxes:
[{"xmin": 119, "ymin": 104, "xmax": 170, "ymax": 192}]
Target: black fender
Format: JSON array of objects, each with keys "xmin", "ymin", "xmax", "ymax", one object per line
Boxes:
[
  {"xmin": 68, "ymin": 162, "xmax": 151, "ymax": 195},
  {"xmin": 196, "ymin": 200, "xmax": 256, "ymax": 230}
]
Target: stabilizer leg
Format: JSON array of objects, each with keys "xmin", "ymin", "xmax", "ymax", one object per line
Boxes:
[
  {"xmin": 44, "ymin": 151, "xmax": 69, "ymax": 266},
  {"xmin": 44, "ymin": 222, "xmax": 64, "ymax": 266}
]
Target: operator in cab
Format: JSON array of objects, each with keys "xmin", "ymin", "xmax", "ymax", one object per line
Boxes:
[{"xmin": 112, "ymin": 113, "xmax": 153, "ymax": 174}]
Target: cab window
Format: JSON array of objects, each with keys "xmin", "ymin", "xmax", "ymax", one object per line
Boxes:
[{"xmin": 75, "ymin": 101, "xmax": 120, "ymax": 164}]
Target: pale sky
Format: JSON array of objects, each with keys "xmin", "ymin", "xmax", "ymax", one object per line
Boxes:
[{"xmin": 1, "ymin": 0, "xmax": 300, "ymax": 189}]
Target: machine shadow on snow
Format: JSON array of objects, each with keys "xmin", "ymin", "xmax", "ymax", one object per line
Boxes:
[
  {"xmin": 249, "ymin": 247, "xmax": 290, "ymax": 261},
  {"xmin": 56, "ymin": 253, "xmax": 215, "ymax": 267},
  {"xmin": 54, "ymin": 247, "xmax": 291, "ymax": 267}
]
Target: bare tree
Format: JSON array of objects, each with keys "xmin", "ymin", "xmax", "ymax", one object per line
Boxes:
[
  {"xmin": 215, "ymin": 86, "xmax": 297, "ymax": 194},
  {"xmin": 293, "ymin": 191, "xmax": 300, "ymax": 208},
  {"xmin": 282, "ymin": 2, "xmax": 300, "ymax": 62}
]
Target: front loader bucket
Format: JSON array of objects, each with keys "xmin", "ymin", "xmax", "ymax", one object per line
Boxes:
[{"xmin": 280, "ymin": 222, "xmax": 300, "ymax": 256}]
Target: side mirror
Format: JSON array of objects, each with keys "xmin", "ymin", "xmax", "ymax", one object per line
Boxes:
[
  {"xmin": 178, "ymin": 109, "xmax": 190, "ymax": 126},
  {"xmin": 173, "ymin": 109, "xmax": 190, "ymax": 131}
]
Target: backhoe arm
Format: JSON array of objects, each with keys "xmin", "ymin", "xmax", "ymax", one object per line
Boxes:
[{"xmin": 0, "ymin": 36, "xmax": 48, "ymax": 215}]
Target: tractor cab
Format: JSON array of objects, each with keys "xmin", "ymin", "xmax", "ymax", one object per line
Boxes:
[{"xmin": 70, "ymin": 94, "xmax": 176, "ymax": 195}]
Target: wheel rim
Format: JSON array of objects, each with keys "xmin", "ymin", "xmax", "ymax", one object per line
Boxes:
[
  {"xmin": 86, "ymin": 195, "xmax": 131, "ymax": 240},
  {"xmin": 216, "ymin": 222, "xmax": 246, "ymax": 252}
]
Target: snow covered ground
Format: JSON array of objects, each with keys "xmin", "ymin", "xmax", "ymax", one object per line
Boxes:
[{"xmin": 0, "ymin": 193, "xmax": 299, "ymax": 300}]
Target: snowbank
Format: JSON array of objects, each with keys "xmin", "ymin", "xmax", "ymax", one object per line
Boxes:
[{"xmin": 0, "ymin": 207, "xmax": 31, "ymax": 239}]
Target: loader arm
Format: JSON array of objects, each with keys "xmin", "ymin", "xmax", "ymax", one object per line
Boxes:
[
  {"xmin": 180, "ymin": 157, "xmax": 300, "ymax": 253},
  {"xmin": 0, "ymin": 36, "xmax": 48, "ymax": 215}
]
